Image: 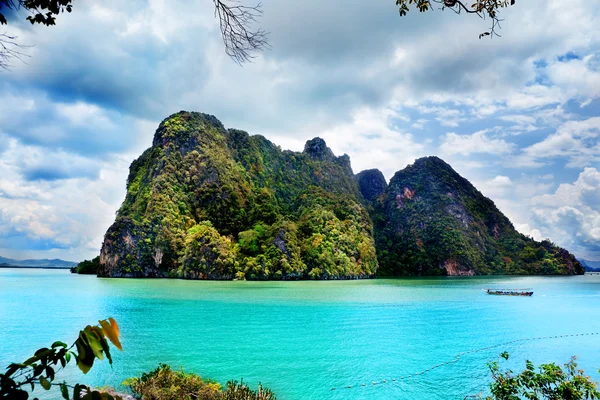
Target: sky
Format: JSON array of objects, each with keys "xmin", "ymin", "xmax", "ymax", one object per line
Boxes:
[{"xmin": 0, "ymin": 0, "xmax": 599, "ymax": 262}]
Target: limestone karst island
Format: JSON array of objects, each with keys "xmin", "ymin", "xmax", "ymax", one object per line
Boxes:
[{"xmin": 95, "ymin": 112, "xmax": 583, "ymax": 280}]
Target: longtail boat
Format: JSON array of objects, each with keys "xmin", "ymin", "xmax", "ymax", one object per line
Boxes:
[{"xmin": 485, "ymin": 288, "xmax": 533, "ymax": 296}]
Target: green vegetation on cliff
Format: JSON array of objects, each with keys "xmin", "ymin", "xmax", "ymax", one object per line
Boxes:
[
  {"xmin": 363, "ymin": 157, "xmax": 584, "ymax": 276},
  {"xmin": 98, "ymin": 111, "xmax": 582, "ymax": 279},
  {"xmin": 99, "ymin": 112, "xmax": 376, "ymax": 279}
]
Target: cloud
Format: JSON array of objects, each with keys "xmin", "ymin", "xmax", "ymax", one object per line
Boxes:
[
  {"xmin": 477, "ymin": 175, "xmax": 513, "ymax": 198},
  {"xmin": 547, "ymin": 54, "xmax": 600, "ymax": 102},
  {"xmin": 440, "ymin": 130, "xmax": 515, "ymax": 156},
  {"xmin": 0, "ymin": 149, "xmax": 130, "ymax": 260},
  {"xmin": 530, "ymin": 168, "xmax": 600, "ymax": 260},
  {"xmin": 0, "ymin": 86, "xmax": 154, "ymax": 157},
  {"xmin": 521, "ymin": 117, "xmax": 600, "ymax": 167}
]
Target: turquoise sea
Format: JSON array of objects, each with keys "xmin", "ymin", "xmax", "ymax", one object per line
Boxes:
[{"xmin": 1, "ymin": 268, "xmax": 599, "ymax": 399}]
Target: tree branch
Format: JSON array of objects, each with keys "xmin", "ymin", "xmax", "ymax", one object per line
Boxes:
[
  {"xmin": 0, "ymin": 32, "xmax": 29, "ymax": 70},
  {"xmin": 212, "ymin": 0, "xmax": 270, "ymax": 64}
]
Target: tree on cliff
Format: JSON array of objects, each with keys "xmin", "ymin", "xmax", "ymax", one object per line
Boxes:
[{"xmin": 0, "ymin": 0, "xmax": 516, "ymax": 69}]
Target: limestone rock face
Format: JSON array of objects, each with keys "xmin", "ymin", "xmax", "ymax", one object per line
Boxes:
[
  {"xmin": 303, "ymin": 137, "xmax": 335, "ymax": 161},
  {"xmin": 364, "ymin": 156, "xmax": 584, "ymax": 276},
  {"xmin": 356, "ymin": 169, "xmax": 387, "ymax": 202}
]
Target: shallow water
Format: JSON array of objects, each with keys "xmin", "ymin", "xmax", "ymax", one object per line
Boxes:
[{"xmin": 1, "ymin": 268, "xmax": 599, "ymax": 399}]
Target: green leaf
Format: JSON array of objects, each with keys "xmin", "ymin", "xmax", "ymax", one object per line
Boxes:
[
  {"xmin": 60, "ymin": 383, "xmax": 69, "ymax": 400},
  {"xmin": 45, "ymin": 366, "xmax": 55, "ymax": 381},
  {"xmin": 74, "ymin": 384, "xmax": 83, "ymax": 400},
  {"xmin": 39, "ymin": 376, "xmax": 51, "ymax": 390},
  {"xmin": 51, "ymin": 341, "xmax": 68, "ymax": 349},
  {"xmin": 23, "ymin": 356, "xmax": 38, "ymax": 365},
  {"xmin": 99, "ymin": 335, "xmax": 113, "ymax": 365},
  {"xmin": 75, "ymin": 335, "xmax": 95, "ymax": 374},
  {"xmin": 33, "ymin": 364, "xmax": 45, "ymax": 377},
  {"xmin": 34, "ymin": 348, "xmax": 52, "ymax": 358},
  {"xmin": 82, "ymin": 327, "xmax": 106, "ymax": 360}
]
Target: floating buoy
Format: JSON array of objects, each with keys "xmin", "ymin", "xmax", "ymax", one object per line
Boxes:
[
  {"xmin": 373, "ymin": 381, "xmax": 377, "ymax": 385},
  {"xmin": 392, "ymin": 378, "xmax": 396, "ymax": 381},
  {"xmin": 362, "ymin": 383, "xmax": 366, "ymax": 387},
  {"xmin": 347, "ymin": 386, "xmax": 351, "ymax": 389},
  {"xmin": 383, "ymin": 380, "xmax": 387, "ymax": 383}
]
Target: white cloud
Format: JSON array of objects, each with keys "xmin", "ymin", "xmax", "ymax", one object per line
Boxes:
[
  {"xmin": 477, "ymin": 175, "xmax": 513, "ymax": 198},
  {"xmin": 547, "ymin": 54, "xmax": 600, "ymax": 102},
  {"xmin": 0, "ymin": 139, "xmax": 129, "ymax": 260},
  {"xmin": 440, "ymin": 130, "xmax": 515, "ymax": 156},
  {"xmin": 529, "ymin": 168, "xmax": 600, "ymax": 260},
  {"xmin": 521, "ymin": 117, "xmax": 600, "ymax": 167}
]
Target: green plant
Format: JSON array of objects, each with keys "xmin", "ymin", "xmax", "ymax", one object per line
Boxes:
[
  {"xmin": 125, "ymin": 364, "xmax": 276, "ymax": 400},
  {"xmin": 0, "ymin": 318, "xmax": 123, "ymax": 400},
  {"xmin": 484, "ymin": 352, "xmax": 600, "ymax": 400},
  {"xmin": 124, "ymin": 364, "xmax": 221, "ymax": 400}
]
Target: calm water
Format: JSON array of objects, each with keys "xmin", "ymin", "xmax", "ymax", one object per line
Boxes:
[{"xmin": 1, "ymin": 268, "xmax": 599, "ymax": 399}]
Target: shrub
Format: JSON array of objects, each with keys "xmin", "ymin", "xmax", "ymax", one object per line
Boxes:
[
  {"xmin": 125, "ymin": 364, "xmax": 221, "ymax": 400},
  {"xmin": 484, "ymin": 352, "xmax": 600, "ymax": 400},
  {"xmin": 125, "ymin": 365, "xmax": 276, "ymax": 400}
]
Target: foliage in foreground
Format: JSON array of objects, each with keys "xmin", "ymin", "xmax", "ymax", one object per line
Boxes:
[
  {"xmin": 483, "ymin": 352, "xmax": 600, "ymax": 400},
  {"xmin": 0, "ymin": 318, "xmax": 122, "ymax": 400},
  {"xmin": 125, "ymin": 364, "xmax": 275, "ymax": 400}
]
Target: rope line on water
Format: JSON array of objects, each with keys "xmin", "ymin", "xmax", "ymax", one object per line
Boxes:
[{"xmin": 330, "ymin": 331, "xmax": 600, "ymax": 391}]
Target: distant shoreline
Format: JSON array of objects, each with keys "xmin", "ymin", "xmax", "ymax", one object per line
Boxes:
[{"xmin": 0, "ymin": 265, "xmax": 72, "ymax": 270}]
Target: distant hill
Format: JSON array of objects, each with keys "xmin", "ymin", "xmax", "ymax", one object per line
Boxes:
[
  {"xmin": 0, "ymin": 256, "xmax": 76, "ymax": 269},
  {"xmin": 581, "ymin": 259, "xmax": 600, "ymax": 272}
]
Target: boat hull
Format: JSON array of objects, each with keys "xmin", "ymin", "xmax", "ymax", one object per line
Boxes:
[{"xmin": 486, "ymin": 290, "xmax": 533, "ymax": 296}]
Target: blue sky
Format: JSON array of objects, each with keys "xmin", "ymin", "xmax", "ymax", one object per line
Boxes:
[{"xmin": 0, "ymin": 0, "xmax": 599, "ymax": 262}]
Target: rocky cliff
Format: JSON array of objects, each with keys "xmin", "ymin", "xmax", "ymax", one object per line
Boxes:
[
  {"xmin": 360, "ymin": 157, "xmax": 584, "ymax": 276},
  {"xmin": 98, "ymin": 112, "xmax": 583, "ymax": 279},
  {"xmin": 99, "ymin": 112, "xmax": 377, "ymax": 279}
]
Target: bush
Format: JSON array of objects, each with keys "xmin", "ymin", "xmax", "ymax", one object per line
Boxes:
[
  {"xmin": 484, "ymin": 352, "xmax": 600, "ymax": 400},
  {"xmin": 125, "ymin": 364, "xmax": 221, "ymax": 400},
  {"xmin": 125, "ymin": 364, "xmax": 275, "ymax": 400}
]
